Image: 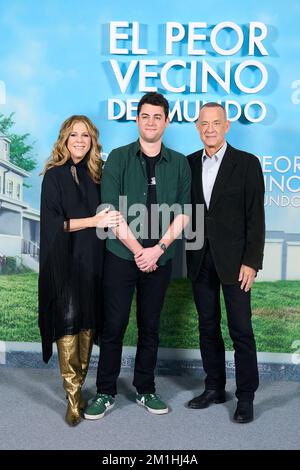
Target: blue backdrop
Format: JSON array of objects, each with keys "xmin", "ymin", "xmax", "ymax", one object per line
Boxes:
[{"xmin": 0, "ymin": 0, "xmax": 300, "ymax": 281}]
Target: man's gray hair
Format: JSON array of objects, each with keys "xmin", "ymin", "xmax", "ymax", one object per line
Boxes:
[{"xmin": 200, "ymin": 102, "xmax": 227, "ymax": 120}]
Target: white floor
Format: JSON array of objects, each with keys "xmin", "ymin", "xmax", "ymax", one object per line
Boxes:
[{"xmin": 1, "ymin": 367, "xmax": 299, "ymax": 450}]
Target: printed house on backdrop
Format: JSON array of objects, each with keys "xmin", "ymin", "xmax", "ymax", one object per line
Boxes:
[{"xmin": 0, "ymin": 131, "xmax": 40, "ymax": 272}]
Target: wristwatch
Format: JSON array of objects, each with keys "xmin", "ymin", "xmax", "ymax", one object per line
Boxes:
[{"xmin": 158, "ymin": 242, "xmax": 167, "ymax": 252}]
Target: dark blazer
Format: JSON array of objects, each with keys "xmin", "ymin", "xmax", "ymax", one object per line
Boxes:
[{"xmin": 186, "ymin": 143, "xmax": 265, "ymax": 284}]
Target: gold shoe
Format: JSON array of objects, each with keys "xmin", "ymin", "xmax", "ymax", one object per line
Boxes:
[
  {"xmin": 57, "ymin": 334, "xmax": 82, "ymax": 426},
  {"xmin": 62, "ymin": 330, "xmax": 93, "ymax": 412},
  {"xmin": 78, "ymin": 329, "xmax": 94, "ymax": 410},
  {"xmin": 66, "ymin": 393, "xmax": 86, "ymax": 410},
  {"xmin": 79, "ymin": 329, "xmax": 94, "ymax": 385},
  {"xmin": 66, "ymin": 389, "xmax": 81, "ymax": 426}
]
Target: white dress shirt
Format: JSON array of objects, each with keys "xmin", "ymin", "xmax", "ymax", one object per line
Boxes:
[{"xmin": 202, "ymin": 142, "xmax": 227, "ymax": 209}]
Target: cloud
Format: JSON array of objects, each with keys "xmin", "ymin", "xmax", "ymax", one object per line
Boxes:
[
  {"xmin": 3, "ymin": 92, "xmax": 57, "ymax": 137},
  {"xmin": 2, "ymin": 39, "xmax": 64, "ymax": 84}
]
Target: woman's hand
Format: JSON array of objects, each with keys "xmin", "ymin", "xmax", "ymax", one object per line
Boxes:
[{"xmin": 92, "ymin": 207, "xmax": 123, "ymax": 228}]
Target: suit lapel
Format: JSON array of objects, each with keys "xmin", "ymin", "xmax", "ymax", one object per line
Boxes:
[
  {"xmin": 192, "ymin": 152, "xmax": 206, "ymax": 207},
  {"xmin": 208, "ymin": 144, "xmax": 237, "ymax": 212}
]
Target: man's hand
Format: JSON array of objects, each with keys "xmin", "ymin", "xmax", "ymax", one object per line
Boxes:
[
  {"xmin": 238, "ymin": 264, "xmax": 256, "ymax": 292},
  {"xmin": 134, "ymin": 246, "xmax": 163, "ymax": 272}
]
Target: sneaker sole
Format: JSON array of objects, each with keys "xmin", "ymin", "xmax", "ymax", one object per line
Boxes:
[
  {"xmin": 136, "ymin": 399, "xmax": 169, "ymax": 415},
  {"xmin": 84, "ymin": 403, "xmax": 115, "ymax": 420}
]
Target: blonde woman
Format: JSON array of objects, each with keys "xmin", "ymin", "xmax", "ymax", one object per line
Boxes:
[{"xmin": 39, "ymin": 115, "xmax": 121, "ymax": 426}]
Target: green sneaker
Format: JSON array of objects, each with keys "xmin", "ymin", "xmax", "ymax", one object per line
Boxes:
[
  {"xmin": 136, "ymin": 393, "xmax": 169, "ymax": 415},
  {"xmin": 84, "ymin": 393, "xmax": 115, "ymax": 420}
]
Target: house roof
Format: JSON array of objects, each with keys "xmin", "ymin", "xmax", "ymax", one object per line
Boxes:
[{"xmin": 0, "ymin": 158, "xmax": 30, "ymax": 177}]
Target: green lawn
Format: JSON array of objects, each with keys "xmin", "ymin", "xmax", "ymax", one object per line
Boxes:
[{"xmin": 0, "ymin": 273, "xmax": 300, "ymax": 353}]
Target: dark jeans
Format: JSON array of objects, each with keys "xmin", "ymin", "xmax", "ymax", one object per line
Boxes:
[
  {"xmin": 96, "ymin": 251, "xmax": 172, "ymax": 395},
  {"xmin": 192, "ymin": 245, "xmax": 259, "ymax": 401}
]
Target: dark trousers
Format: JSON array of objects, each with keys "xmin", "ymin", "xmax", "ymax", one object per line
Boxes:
[
  {"xmin": 192, "ymin": 245, "xmax": 259, "ymax": 401},
  {"xmin": 96, "ymin": 251, "xmax": 172, "ymax": 395}
]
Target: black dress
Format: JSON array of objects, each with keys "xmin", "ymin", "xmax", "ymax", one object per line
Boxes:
[{"xmin": 38, "ymin": 156, "xmax": 104, "ymax": 363}]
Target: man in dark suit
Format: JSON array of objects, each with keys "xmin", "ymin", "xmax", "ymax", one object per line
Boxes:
[{"xmin": 186, "ymin": 102, "xmax": 265, "ymax": 423}]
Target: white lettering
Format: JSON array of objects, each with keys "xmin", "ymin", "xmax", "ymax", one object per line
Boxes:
[
  {"xmin": 211, "ymin": 21, "xmax": 244, "ymax": 55},
  {"xmin": 139, "ymin": 60, "xmax": 158, "ymax": 91},
  {"xmin": 187, "ymin": 22, "xmax": 207, "ymax": 55},
  {"xmin": 235, "ymin": 60, "xmax": 268, "ymax": 93},
  {"xmin": 166, "ymin": 22, "xmax": 185, "ymax": 54},
  {"xmin": 110, "ymin": 59, "xmax": 138, "ymax": 93},
  {"xmin": 161, "ymin": 60, "xmax": 187, "ymax": 92},
  {"xmin": 110, "ymin": 21, "xmax": 130, "ymax": 54},
  {"xmin": 249, "ymin": 22, "xmax": 269, "ymax": 55}
]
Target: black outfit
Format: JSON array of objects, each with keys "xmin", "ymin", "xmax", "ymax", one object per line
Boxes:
[
  {"xmin": 97, "ymin": 150, "xmax": 171, "ymax": 395},
  {"xmin": 96, "ymin": 252, "xmax": 172, "ymax": 395},
  {"xmin": 39, "ymin": 157, "xmax": 104, "ymax": 363},
  {"xmin": 186, "ymin": 143, "xmax": 265, "ymax": 401},
  {"xmin": 141, "ymin": 152, "xmax": 160, "ymax": 248},
  {"xmin": 98, "ymin": 140, "xmax": 191, "ymax": 396}
]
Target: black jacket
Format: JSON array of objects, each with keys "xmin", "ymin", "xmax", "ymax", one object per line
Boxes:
[
  {"xmin": 186, "ymin": 143, "xmax": 265, "ymax": 284},
  {"xmin": 39, "ymin": 157, "xmax": 104, "ymax": 362}
]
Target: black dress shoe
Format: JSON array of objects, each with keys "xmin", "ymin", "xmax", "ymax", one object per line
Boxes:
[
  {"xmin": 188, "ymin": 390, "xmax": 226, "ymax": 409},
  {"xmin": 233, "ymin": 401, "xmax": 254, "ymax": 423}
]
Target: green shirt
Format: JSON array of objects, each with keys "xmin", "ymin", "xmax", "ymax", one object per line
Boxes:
[{"xmin": 101, "ymin": 139, "xmax": 191, "ymax": 264}]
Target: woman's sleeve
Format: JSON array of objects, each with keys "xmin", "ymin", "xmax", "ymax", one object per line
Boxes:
[{"xmin": 38, "ymin": 170, "xmax": 71, "ymax": 363}]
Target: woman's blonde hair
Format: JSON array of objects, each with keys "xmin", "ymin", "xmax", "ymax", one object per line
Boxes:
[{"xmin": 42, "ymin": 115, "xmax": 102, "ymax": 183}]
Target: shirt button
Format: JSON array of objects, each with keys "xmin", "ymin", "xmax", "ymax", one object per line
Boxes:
[{"xmin": 143, "ymin": 193, "xmax": 146, "ymax": 196}]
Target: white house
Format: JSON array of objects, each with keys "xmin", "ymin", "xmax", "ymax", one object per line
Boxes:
[{"xmin": 0, "ymin": 131, "xmax": 40, "ymax": 272}]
